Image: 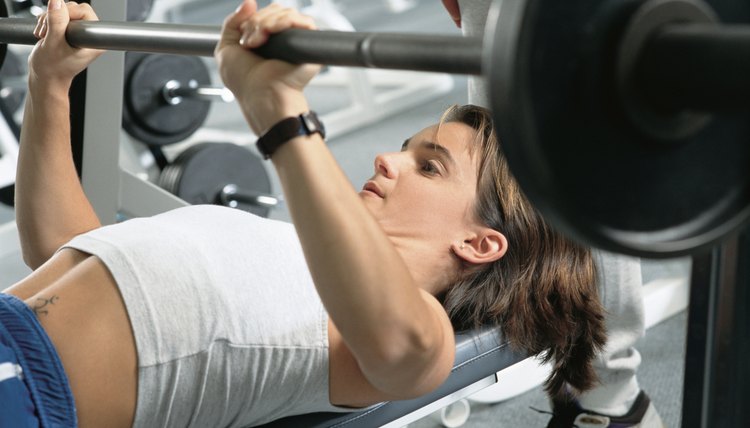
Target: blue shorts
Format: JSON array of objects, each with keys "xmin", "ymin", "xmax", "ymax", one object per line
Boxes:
[{"xmin": 0, "ymin": 293, "xmax": 77, "ymax": 428}]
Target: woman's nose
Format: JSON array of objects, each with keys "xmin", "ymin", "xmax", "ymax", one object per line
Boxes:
[{"xmin": 374, "ymin": 153, "xmax": 398, "ymax": 179}]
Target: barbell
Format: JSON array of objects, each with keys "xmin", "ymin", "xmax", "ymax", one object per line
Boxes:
[{"xmin": 0, "ymin": 0, "xmax": 748, "ymax": 258}]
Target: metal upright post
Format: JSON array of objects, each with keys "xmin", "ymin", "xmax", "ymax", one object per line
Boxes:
[
  {"xmin": 681, "ymin": 226, "xmax": 750, "ymax": 427},
  {"xmin": 681, "ymin": 250, "xmax": 712, "ymax": 428},
  {"xmin": 78, "ymin": 0, "xmax": 127, "ymax": 224}
]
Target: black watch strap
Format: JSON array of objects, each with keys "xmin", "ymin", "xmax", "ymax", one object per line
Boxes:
[{"xmin": 256, "ymin": 111, "xmax": 326, "ymax": 160}]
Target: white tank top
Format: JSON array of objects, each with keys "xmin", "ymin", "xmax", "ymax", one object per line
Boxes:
[{"xmin": 63, "ymin": 205, "xmax": 353, "ymax": 427}]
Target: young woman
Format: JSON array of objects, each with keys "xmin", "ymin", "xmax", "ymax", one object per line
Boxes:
[{"xmin": 1, "ymin": 0, "xmax": 605, "ymax": 426}]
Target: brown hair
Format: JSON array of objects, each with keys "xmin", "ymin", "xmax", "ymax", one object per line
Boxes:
[{"xmin": 440, "ymin": 104, "xmax": 606, "ymax": 398}]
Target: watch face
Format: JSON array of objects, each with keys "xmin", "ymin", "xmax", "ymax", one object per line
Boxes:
[{"xmin": 301, "ymin": 112, "xmax": 326, "ymax": 138}]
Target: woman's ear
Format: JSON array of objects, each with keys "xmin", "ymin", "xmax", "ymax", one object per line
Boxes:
[{"xmin": 452, "ymin": 228, "xmax": 508, "ymax": 265}]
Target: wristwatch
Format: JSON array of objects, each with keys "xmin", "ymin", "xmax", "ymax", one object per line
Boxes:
[{"xmin": 256, "ymin": 111, "xmax": 326, "ymax": 160}]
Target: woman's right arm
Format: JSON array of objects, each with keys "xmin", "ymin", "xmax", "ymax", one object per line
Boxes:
[
  {"xmin": 216, "ymin": 1, "xmax": 455, "ymax": 399},
  {"xmin": 15, "ymin": 0, "xmax": 104, "ymax": 268}
]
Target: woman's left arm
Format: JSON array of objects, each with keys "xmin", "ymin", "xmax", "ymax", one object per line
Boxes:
[
  {"xmin": 216, "ymin": 0, "xmax": 454, "ymax": 398},
  {"xmin": 15, "ymin": 1, "xmax": 104, "ymax": 268}
]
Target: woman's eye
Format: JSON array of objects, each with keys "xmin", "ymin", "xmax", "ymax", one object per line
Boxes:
[{"xmin": 421, "ymin": 160, "xmax": 441, "ymax": 175}]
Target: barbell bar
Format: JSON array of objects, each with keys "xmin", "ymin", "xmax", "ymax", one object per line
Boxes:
[
  {"xmin": 0, "ymin": 0, "xmax": 749, "ymax": 258},
  {"xmin": 0, "ymin": 3, "xmax": 747, "ymax": 115},
  {"xmin": 0, "ymin": 17, "xmax": 484, "ymax": 74}
]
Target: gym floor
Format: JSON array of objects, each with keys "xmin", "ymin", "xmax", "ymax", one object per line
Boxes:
[{"xmin": 0, "ymin": 0, "xmax": 689, "ymax": 426}]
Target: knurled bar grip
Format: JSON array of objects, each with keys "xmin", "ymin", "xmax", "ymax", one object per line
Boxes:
[{"xmin": 0, "ymin": 18, "xmax": 484, "ymax": 75}]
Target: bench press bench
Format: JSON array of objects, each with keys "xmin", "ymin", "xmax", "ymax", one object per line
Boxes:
[{"xmin": 259, "ymin": 326, "xmax": 526, "ymax": 428}]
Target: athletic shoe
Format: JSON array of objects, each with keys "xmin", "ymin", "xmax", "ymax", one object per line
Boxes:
[{"xmin": 544, "ymin": 390, "xmax": 665, "ymax": 428}]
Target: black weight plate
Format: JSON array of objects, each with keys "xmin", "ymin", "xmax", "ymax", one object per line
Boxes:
[
  {"xmin": 0, "ymin": 49, "xmax": 26, "ymax": 114},
  {"xmin": 123, "ymin": 53, "xmax": 212, "ymax": 146},
  {"xmin": 121, "ymin": 52, "xmax": 147, "ymax": 142},
  {"xmin": 159, "ymin": 143, "xmax": 273, "ymax": 218},
  {"xmin": 0, "ymin": 183, "xmax": 12, "ymax": 207},
  {"xmin": 0, "ymin": 0, "xmax": 8, "ymax": 69},
  {"xmin": 488, "ymin": 0, "xmax": 750, "ymax": 258}
]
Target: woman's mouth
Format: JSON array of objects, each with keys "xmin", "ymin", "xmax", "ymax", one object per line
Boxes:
[{"xmin": 361, "ymin": 181, "xmax": 384, "ymax": 198}]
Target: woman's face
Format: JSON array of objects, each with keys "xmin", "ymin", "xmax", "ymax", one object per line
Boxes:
[{"xmin": 360, "ymin": 121, "xmax": 481, "ymax": 244}]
